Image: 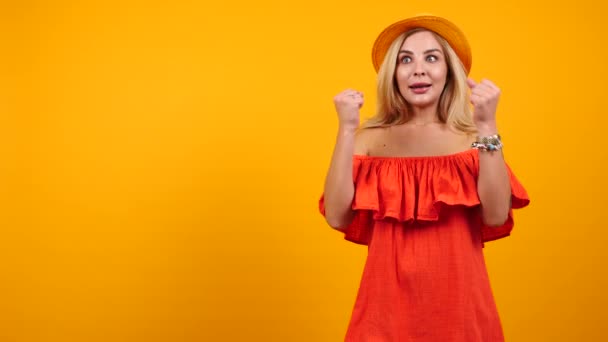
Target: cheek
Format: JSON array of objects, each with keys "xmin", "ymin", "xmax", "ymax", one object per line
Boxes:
[
  {"xmin": 431, "ymin": 68, "xmax": 448, "ymax": 86},
  {"xmin": 395, "ymin": 68, "xmax": 409, "ymax": 88},
  {"xmin": 438, "ymin": 66, "xmax": 449, "ymax": 81}
]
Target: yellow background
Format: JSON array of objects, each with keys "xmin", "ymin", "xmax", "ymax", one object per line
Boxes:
[{"xmin": 2, "ymin": 0, "xmax": 607, "ymax": 341}]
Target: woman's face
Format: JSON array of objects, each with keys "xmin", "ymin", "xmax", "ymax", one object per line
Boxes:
[{"xmin": 395, "ymin": 30, "xmax": 449, "ymax": 110}]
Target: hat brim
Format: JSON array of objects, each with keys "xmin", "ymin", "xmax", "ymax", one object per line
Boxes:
[{"xmin": 371, "ymin": 15, "xmax": 472, "ymax": 74}]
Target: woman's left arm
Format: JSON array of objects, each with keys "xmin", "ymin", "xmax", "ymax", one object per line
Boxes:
[{"xmin": 467, "ymin": 78, "xmax": 511, "ymax": 226}]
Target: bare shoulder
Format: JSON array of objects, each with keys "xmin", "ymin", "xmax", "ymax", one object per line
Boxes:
[
  {"xmin": 460, "ymin": 129, "xmax": 478, "ymax": 146},
  {"xmin": 444, "ymin": 126, "xmax": 476, "ymax": 151},
  {"xmin": 354, "ymin": 127, "xmax": 386, "ymax": 156},
  {"xmin": 449, "ymin": 126, "xmax": 476, "ymax": 144}
]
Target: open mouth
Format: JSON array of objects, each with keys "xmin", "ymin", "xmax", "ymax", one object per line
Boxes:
[
  {"xmin": 409, "ymin": 83, "xmax": 431, "ymax": 89},
  {"xmin": 409, "ymin": 83, "xmax": 431, "ymax": 93}
]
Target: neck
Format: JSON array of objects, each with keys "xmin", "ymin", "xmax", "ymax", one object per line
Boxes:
[{"xmin": 408, "ymin": 104, "xmax": 440, "ymax": 125}]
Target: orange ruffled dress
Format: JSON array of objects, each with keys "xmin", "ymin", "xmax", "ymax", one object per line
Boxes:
[{"xmin": 319, "ymin": 149, "xmax": 529, "ymax": 342}]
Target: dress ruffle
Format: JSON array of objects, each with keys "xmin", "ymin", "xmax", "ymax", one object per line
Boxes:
[{"xmin": 319, "ymin": 149, "xmax": 530, "ymax": 245}]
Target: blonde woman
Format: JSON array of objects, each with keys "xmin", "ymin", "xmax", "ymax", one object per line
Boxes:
[{"xmin": 320, "ymin": 15, "xmax": 530, "ymax": 341}]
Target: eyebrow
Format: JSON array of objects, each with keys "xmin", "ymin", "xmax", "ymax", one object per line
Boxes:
[{"xmin": 398, "ymin": 49, "xmax": 443, "ymax": 55}]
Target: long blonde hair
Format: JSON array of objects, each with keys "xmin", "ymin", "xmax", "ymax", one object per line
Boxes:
[{"xmin": 362, "ymin": 28, "xmax": 476, "ymax": 134}]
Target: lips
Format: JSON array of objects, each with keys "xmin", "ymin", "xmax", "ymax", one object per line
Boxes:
[
  {"xmin": 409, "ymin": 83, "xmax": 431, "ymax": 89},
  {"xmin": 409, "ymin": 83, "xmax": 431, "ymax": 94}
]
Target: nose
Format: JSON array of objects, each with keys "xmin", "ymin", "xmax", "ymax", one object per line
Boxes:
[{"xmin": 413, "ymin": 60, "xmax": 426, "ymax": 76}]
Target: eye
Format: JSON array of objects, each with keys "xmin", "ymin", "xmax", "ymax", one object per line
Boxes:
[
  {"xmin": 400, "ymin": 56, "xmax": 412, "ymax": 64},
  {"xmin": 426, "ymin": 55, "xmax": 438, "ymax": 62}
]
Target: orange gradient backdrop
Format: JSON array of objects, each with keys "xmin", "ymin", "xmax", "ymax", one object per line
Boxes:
[{"xmin": 1, "ymin": 0, "xmax": 607, "ymax": 341}]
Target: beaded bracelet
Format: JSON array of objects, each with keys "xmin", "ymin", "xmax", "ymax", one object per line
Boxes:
[{"xmin": 471, "ymin": 134, "xmax": 503, "ymax": 151}]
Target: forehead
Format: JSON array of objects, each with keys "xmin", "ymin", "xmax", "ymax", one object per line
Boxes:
[{"xmin": 400, "ymin": 30, "xmax": 443, "ymax": 51}]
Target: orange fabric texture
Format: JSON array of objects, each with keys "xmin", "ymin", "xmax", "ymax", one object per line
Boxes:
[{"xmin": 319, "ymin": 149, "xmax": 530, "ymax": 341}]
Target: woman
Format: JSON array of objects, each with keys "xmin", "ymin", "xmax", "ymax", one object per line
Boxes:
[{"xmin": 319, "ymin": 15, "xmax": 530, "ymax": 341}]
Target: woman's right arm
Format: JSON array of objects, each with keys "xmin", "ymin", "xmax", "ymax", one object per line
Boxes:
[{"xmin": 323, "ymin": 89, "xmax": 365, "ymax": 229}]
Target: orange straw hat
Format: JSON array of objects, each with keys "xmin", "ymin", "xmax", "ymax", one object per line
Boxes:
[{"xmin": 371, "ymin": 15, "xmax": 472, "ymax": 74}]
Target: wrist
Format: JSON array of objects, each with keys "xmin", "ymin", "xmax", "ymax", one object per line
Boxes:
[
  {"xmin": 338, "ymin": 124, "xmax": 358, "ymax": 135},
  {"xmin": 475, "ymin": 121, "xmax": 498, "ymax": 136},
  {"xmin": 471, "ymin": 132, "xmax": 503, "ymax": 152}
]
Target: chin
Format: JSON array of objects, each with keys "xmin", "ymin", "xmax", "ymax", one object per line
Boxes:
[{"xmin": 408, "ymin": 100, "xmax": 436, "ymax": 108}]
